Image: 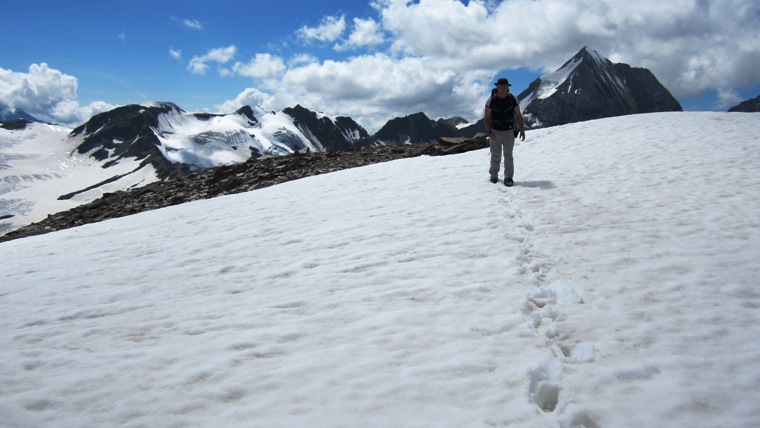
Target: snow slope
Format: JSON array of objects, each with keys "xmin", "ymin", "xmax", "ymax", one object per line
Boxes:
[
  {"xmin": 1, "ymin": 112, "xmax": 759, "ymax": 427},
  {"xmin": 0, "ymin": 123, "xmax": 157, "ymax": 234}
]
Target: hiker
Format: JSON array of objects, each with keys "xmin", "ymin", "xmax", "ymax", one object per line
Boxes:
[{"xmin": 484, "ymin": 77, "xmax": 526, "ymax": 186}]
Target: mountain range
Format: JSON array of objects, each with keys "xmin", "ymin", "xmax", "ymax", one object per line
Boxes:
[{"xmin": 3, "ymin": 46, "xmax": 752, "ymax": 236}]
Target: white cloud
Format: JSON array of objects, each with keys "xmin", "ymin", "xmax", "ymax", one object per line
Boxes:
[
  {"xmin": 169, "ymin": 47, "xmax": 182, "ymax": 61},
  {"xmin": 379, "ymin": 0, "xmax": 490, "ymax": 60},
  {"xmin": 183, "ymin": 19, "xmax": 203, "ymax": 30},
  {"xmin": 297, "ymin": 14, "xmax": 347, "ymax": 43},
  {"xmin": 0, "ymin": 63, "xmax": 115, "ymax": 126},
  {"xmin": 288, "ymin": 54, "xmax": 319, "ymax": 68},
  {"xmin": 232, "ymin": 54, "xmax": 287, "ymax": 79},
  {"xmin": 216, "ymin": 87, "xmax": 276, "ymax": 113},
  {"xmin": 188, "ymin": 45, "xmax": 237, "ymax": 75},
  {"xmin": 716, "ymin": 88, "xmax": 743, "ymax": 110},
  {"xmin": 335, "ymin": 17, "xmax": 385, "ymax": 51},
  {"xmin": 172, "ymin": 17, "xmax": 204, "ymax": 30}
]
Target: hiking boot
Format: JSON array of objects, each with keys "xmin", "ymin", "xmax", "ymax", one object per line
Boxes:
[
  {"xmin": 490, "ymin": 177, "xmax": 498, "ymax": 183},
  {"xmin": 504, "ymin": 177, "xmax": 514, "ymax": 187}
]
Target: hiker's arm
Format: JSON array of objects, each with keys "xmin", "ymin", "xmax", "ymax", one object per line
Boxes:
[{"xmin": 514, "ymin": 105, "xmax": 526, "ymax": 141}]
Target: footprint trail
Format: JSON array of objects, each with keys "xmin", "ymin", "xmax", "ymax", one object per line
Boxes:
[{"xmin": 499, "ymin": 186, "xmax": 600, "ymax": 426}]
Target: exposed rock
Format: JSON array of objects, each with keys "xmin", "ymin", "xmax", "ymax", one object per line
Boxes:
[
  {"xmin": 425, "ymin": 136, "xmax": 488, "ymax": 155},
  {"xmin": 1, "ymin": 137, "xmax": 487, "ymax": 242},
  {"xmin": 0, "ymin": 119, "xmax": 34, "ymax": 131}
]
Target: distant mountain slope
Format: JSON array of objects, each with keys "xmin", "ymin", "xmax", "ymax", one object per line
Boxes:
[
  {"xmin": 282, "ymin": 104, "xmax": 371, "ymax": 151},
  {"xmin": 373, "ymin": 112, "xmax": 459, "ymax": 144},
  {"xmin": 728, "ymin": 95, "xmax": 760, "ymax": 112},
  {"xmin": 72, "ymin": 103, "xmax": 373, "ymax": 173},
  {"xmin": 69, "ymin": 103, "xmax": 191, "ymax": 180}
]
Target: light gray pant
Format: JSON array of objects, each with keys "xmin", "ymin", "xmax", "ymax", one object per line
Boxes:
[{"xmin": 489, "ymin": 130, "xmax": 515, "ymax": 180}]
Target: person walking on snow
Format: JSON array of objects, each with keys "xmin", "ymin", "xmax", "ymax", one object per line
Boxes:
[{"xmin": 485, "ymin": 77, "xmax": 526, "ymax": 187}]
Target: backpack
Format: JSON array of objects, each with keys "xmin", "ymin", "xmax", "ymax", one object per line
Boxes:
[{"xmin": 488, "ymin": 89, "xmax": 520, "ymax": 138}]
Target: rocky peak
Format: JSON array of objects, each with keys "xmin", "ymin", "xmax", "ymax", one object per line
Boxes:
[
  {"xmin": 234, "ymin": 105, "xmax": 260, "ymax": 125},
  {"xmin": 516, "ymin": 46, "xmax": 682, "ymax": 128}
]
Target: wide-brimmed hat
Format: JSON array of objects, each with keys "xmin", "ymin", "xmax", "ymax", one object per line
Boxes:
[{"xmin": 495, "ymin": 78, "xmax": 512, "ymax": 86}]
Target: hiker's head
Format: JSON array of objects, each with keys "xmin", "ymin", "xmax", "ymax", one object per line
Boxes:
[
  {"xmin": 495, "ymin": 78, "xmax": 512, "ymax": 87},
  {"xmin": 495, "ymin": 77, "xmax": 511, "ymax": 94}
]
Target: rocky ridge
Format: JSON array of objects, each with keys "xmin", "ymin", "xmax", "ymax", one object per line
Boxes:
[{"xmin": 0, "ymin": 136, "xmax": 487, "ymax": 242}]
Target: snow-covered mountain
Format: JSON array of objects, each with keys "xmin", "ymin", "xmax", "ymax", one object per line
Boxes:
[
  {"xmin": 0, "ymin": 103, "xmax": 371, "ymax": 234},
  {"xmin": 516, "ymin": 47, "xmax": 683, "ymax": 129},
  {"xmin": 0, "ymin": 120, "xmax": 158, "ymax": 235},
  {"xmin": 71, "ymin": 102, "xmax": 369, "ymax": 174},
  {"xmin": 2, "ymin": 112, "xmax": 758, "ymax": 427},
  {"xmin": 282, "ymin": 104, "xmax": 371, "ymax": 151}
]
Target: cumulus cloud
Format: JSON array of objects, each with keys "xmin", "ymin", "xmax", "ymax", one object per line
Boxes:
[
  {"xmin": 232, "ymin": 54, "xmax": 287, "ymax": 79},
  {"xmin": 188, "ymin": 45, "xmax": 237, "ymax": 75},
  {"xmin": 215, "ymin": 87, "xmax": 276, "ymax": 113},
  {"xmin": 0, "ymin": 63, "xmax": 115, "ymax": 126},
  {"xmin": 297, "ymin": 14, "xmax": 347, "ymax": 43},
  {"xmin": 379, "ymin": 0, "xmax": 490, "ymax": 60},
  {"xmin": 335, "ymin": 17, "xmax": 385, "ymax": 51}
]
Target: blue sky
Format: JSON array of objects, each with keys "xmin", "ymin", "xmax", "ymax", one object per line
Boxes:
[{"xmin": 2, "ymin": 0, "xmax": 759, "ymax": 131}]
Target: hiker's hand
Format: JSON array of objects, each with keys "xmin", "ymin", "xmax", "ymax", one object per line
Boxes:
[{"xmin": 519, "ymin": 130, "xmax": 526, "ymax": 141}]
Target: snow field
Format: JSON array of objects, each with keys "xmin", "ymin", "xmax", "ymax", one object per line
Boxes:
[{"xmin": 1, "ymin": 112, "xmax": 759, "ymax": 427}]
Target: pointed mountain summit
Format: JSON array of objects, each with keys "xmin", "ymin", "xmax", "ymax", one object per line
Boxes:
[
  {"xmin": 0, "ymin": 104, "xmax": 39, "ymax": 123},
  {"xmin": 516, "ymin": 46, "xmax": 682, "ymax": 128}
]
